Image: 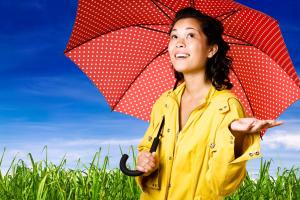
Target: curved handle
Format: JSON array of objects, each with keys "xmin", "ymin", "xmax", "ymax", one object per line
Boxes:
[
  {"xmin": 119, "ymin": 154, "xmax": 144, "ymax": 176},
  {"xmin": 119, "ymin": 117, "xmax": 164, "ymax": 177}
]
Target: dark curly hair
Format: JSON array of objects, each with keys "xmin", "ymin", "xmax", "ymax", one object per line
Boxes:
[{"xmin": 170, "ymin": 7, "xmax": 233, "ymax": 91}]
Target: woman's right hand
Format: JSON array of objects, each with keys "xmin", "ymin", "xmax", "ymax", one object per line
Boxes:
[{"xmin": 136, "ymin": 151, "xmax": 158, "ymax": 176}]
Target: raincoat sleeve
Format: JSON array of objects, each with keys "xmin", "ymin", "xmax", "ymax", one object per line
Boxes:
[
  {"xmin": 205, "ymin": 97, "xmax": 261, "ymax": 196},
  {"xmin": 135, "ymin": 92, "xmax": 165, "ymax": 191}
]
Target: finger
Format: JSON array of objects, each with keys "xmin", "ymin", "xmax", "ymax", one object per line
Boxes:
[
  {"xmin": 260, "ymin": 120, "xmax": 284, "ymax": 129},
  {"xmin": 144, "ymin": 152, "xmax": 151, "ymax": 158},
  {"xmin": 141, "ymin": 151, "xmax": 150, "ymax": 158},
  {"xmin": 139, "ymin": 154, "xmax": 148, "ymax": 163},
  {"xmin": 247, "ymin": 120, "xmax": 256, "ymax": 129},
  {"xmin": 137, "ymin": 160, "xmax": 144, "ymax": 168},
  {"xmin": 147, "ymin": 161, "xmax": 155, "ymax": 168},
  {"xmin": 148, "ymin": 154, "xmax": 155, "ymax": 161},
  {"xmin": 144, "ymin": 162, "xmax": 155, "ymax": 172},
  {"xmin": 249, "ymin": 120, "xmax": 256, "ymax": 126},
  {"xmin": 143, "ymin": 164, "xmax": 151, "ymax": 173},
  {"xmin": 139, "ymin": 160, "xmax": 148, "ymax": 170},
  {"xmin": 137, "ymin": 154, "xmax": 145, "ymax": 162},
  {"xmin": 136, "ymin": 165, "xmax": 144, "ymax": 172},
  {"xmin": 138, "ymin": 151, "xmax": 146, "ymax": 159},
  {"xmin": 140, "ymin": 151, "xmax": 147, "ymax": 156},
  {"xmin": 253, "ymin": 120, "xmax": 283, "ymax": 131},
  {"xmin": 267, "ymin": 120, "xmax": 284, "ymax": 128},
  {"xmin": 251, "ymin": 120, "xmax": 266, "ymax": 131},
  {"xmin": 149, "ymin": 162, "xmax": 155, "ymax": 168},
  {"xmin": 141, "ymin": 160, "xmax": 147, "ymax": 168}
]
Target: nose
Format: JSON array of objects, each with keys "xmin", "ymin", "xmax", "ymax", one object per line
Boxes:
[{"xmin": 176, "ymin": 38, "xmax": 185, "ymax": 48}]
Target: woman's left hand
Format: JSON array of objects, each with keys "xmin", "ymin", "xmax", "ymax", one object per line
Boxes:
[{"xmin": 229, "ymin": 118, "xmax": 284, "ymax": 134}]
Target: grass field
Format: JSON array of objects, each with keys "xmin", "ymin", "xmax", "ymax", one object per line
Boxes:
[{"xmin": 0, "ymin": 146, "xmax": 299, "ymax": 200}]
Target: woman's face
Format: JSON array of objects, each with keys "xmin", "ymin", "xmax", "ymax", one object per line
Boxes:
[{"xmin": 168, "ymin": 18, "xmax": 216, "ymax": 75}]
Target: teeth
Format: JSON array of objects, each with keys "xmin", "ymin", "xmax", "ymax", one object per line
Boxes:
[{"xmin": 175, "ymin": 53, "xmax": 190, "ymax": 58}]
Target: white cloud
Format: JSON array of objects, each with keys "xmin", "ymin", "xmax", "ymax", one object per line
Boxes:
[
  {"xmin": 263, "ymin": 130, "xmax": 300, "ymax": 150},
  {"xmin": 18, "ymin": 76, "xmax": 103, "ymax": 103},
  {"xmin": 63, "ymin": 138, "xmax": 141, "ymax": 146},
  {"xmin": 0, "ymin": 137, "xmax": 141, "ymax": 174}
]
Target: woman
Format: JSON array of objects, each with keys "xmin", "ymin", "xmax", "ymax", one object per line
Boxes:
[{"xmin": 135, "ymin": 7, "xmax": 282, "ymax": 200}]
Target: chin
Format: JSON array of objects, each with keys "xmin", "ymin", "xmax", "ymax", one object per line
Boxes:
[
  {"xmin": 173, "ymin": 65, "xmax": 194, "ymax": 73},
  {"xmin": 173, "ymin": 64, "xmax": 188, "ymax": 71},
  {"xmin": 173, "ymin": 68, "xmax": 189, "ymax": 74}
]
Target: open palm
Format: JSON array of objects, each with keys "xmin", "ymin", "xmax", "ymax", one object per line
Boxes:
[{"xmin": 230, "ymin": 118, "xmax": 284, "ymax": 134}]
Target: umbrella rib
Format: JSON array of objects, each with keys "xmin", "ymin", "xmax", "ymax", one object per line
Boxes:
[
  {"xmin": 137, "ymin": 25, "xmax": 169, "ymax": 34},
  {"xmin": 223, "ymin": 33, "xmax": 251, "ymax": 46},
  {"xmin": 65, "ymin": 23, "xmax": 171, "ymax": 53},
  {"xmin": 231, "ymin": 67, "xmax": 255, "ymax": 116},
  {"xmin": 111, "ymin": 47, "xmax": 168, "ymax": 111},
  {"xmin": 154, "ymin": 0, "xmax": 177, "ymax": 14},
  {"xmin": 217, "ymin": 9, "xmax": 242, "ymax": 22},
  {"xmin": 150, "ymin": 0, "xmax": 174, "ymax": 22},
  {"xmin": 227, "ymin": 42, "xmax": 251, "ymax": 46},
  {"xmin": 190, "ymin": 0, "xmax": 195, "ymax": 7}
]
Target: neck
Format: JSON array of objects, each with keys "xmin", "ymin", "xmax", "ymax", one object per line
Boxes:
[{"xmin": 182, "ymin": 71, "xmax": 212, "ymax": 100}]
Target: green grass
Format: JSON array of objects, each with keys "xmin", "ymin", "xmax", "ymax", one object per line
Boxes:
[
  {"xmin": 226, "ymin": 158, "xmax": 300, "ymax": 200},
  {"xmin": 0, "ymin": 146, "xmax": 299, "ymax": 200}
]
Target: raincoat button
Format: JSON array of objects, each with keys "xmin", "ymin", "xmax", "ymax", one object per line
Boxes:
[
  {"xmin": 249, "ymin": 152, "xmax": 254, "ymax": 157},
  {"xmin": 210, "ymin": 143, "xmax": 215, "ymax": 148},
  {"xmin": 219, "ymin": 108, "xmax": 223, "ymax": 111},
  {"xmin": 148, "ymin": 136, "xmax": 152, "ymax": 141},
  {"xmin": 255, "ymin": 151, "xmax": 260, "ymax": 155},
  {"xmin": 164, "ymin": 104, "xmax": 168, "ymax": 108},
  {"xmin": 167, "ymin": 128, "xmax": 171, "ymax": 133},
  {"xmin": 168, "ymin": 156, "xmax": 172, "ymax": 160}
]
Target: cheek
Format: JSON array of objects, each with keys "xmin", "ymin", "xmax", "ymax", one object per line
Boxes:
[
  {"xmin": 168, "ymin": 43, "xmax": 174, "ymax": 57},
  {"xmin": 192, "ymin": 45, "xmax": 208, "ymax": 56},
  {"xmin": 167, "ymin": 41, "xmax": 173, "ymax": 51}
]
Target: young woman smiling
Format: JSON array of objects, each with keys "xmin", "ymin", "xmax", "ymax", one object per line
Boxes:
[{"xmin": 135, "ymin": 7, "xmax": 282, "ymax": 200}]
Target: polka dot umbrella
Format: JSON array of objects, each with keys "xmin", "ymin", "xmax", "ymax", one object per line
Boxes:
[{"xmin": 65, "ymin": 0, "xmax": 300, "ymax": 131}]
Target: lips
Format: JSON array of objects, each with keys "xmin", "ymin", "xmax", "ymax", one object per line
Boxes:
[
  {"xmin": 175, "ymin": 53, "xmax": 190, "ymax": 58},
  {"xmin": 174, "ymin": 52, "xmax": 190, "ymax": 60}
]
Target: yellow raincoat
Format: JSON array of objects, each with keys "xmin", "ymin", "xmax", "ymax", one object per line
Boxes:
[{"xmin": 135, "ymin": 82, "xmax": 261, "ymax": 200}]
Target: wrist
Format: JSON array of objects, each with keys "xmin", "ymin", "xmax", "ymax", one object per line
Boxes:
[{"xmin": 229, "ymin": 119, "xmax": 239, "ymax": 136}]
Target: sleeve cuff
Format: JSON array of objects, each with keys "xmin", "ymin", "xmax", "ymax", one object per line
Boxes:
[{"xmin": 229, "ymin": 129, "xmax": 262, "ymax": 164}]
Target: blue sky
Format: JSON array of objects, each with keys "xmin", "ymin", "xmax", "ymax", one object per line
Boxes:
[{"xmin": 0, "ymin": 0, "xmax": 299, "ymax": 177}]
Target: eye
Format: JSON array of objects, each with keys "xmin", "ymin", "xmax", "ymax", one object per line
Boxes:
[
  {"xmin": 187, "ymin": 33, "xmax": 194, "ymax": 39},
  {"xmin": 170, "ymin": 34, "xmax": 177, "ymax": 39}
]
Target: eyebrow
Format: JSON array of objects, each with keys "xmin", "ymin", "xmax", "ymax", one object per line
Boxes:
[{"xmin": 171, "ymin": 27, "xmax": 200, "ymax": 32}]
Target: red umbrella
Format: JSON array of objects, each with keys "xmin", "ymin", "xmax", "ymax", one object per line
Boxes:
[{"xmin": 64, "ymin": 0, "xmax": 300, "ymax": 131}]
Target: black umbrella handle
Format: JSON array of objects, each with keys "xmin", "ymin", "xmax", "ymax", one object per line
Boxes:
[{"xmin": 119, "ymin": 116, "xmax": 165, "ymax": 177}]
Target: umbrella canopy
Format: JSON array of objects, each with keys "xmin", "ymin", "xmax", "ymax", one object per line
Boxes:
[{"xmin": 64, "ymin": 0, "xmax": 300, "ymax": 134}]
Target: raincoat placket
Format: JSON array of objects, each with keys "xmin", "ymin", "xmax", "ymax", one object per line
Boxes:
[{"xmin": 163, "ymin": 86, "xmax": 213, "ymax": 200}]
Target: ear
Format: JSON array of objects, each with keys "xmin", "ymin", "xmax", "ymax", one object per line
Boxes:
[{"xmin": 208, "ymin": 44, "xmax": 218, "ymax": 58}]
